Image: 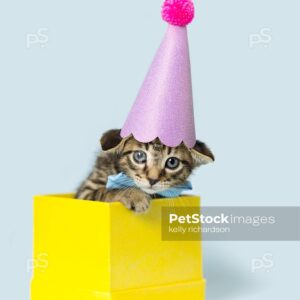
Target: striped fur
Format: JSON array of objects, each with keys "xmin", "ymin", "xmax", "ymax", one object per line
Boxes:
[{"xmin": 75, "ymin": 129, "xmax": 214, "ymax": 213}]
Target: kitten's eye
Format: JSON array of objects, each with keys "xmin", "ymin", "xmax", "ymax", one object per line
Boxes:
[
  {"xmin": 165, "ymin": 157, "xmax": 180, "ymax": 170},
  {"xmin": 133, "ymin": 151, "xmax": 147, "ymax": 164}
]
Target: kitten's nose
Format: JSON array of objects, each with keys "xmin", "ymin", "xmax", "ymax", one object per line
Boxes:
[{"xmin": 148, "ymin": 178, "xmax": 159, "ymax": 186}]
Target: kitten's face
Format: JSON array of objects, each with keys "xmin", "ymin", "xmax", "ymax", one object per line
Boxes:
[
  {"xmin": 100, "ymin": 129, "xmax": 214, "ymax": 195},
  {"xmin": 118, "ymin": 138, "xmax": 194, "ymax": 194}
]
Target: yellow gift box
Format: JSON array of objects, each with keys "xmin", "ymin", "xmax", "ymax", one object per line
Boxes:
[{"xmin": 31, "ymin": 194, "xmax": 205, "ymax": 300}]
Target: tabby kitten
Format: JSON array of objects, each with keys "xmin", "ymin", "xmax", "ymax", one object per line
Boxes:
[{"xmin": 75, "ymin": 129, "xmax": 214, "ymax": 213}]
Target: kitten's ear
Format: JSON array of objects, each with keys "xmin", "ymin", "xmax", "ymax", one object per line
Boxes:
[
  {"xmin": 190, "ymin": 140, "xmax": 215, "ymax": 166},
  {"xmin": 100, "ymin": 129, "xmax": 124, "ymax": 151}
]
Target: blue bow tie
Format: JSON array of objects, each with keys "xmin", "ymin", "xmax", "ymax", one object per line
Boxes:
[{"xmin": 106, "ymin": 172, "xmax": 192, "ymax": 198}]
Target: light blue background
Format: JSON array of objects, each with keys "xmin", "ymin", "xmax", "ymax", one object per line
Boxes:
[{"xmin": 0, "ymin": 0, "xmax": 299, "ymax": 299}]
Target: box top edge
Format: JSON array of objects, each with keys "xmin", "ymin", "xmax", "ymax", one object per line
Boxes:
[{"xmin": 33, "ymin": 193, "xmax": 201, "ymax": 207}]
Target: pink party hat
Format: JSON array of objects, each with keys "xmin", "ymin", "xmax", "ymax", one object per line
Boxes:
[{"xmin": 121, "ymin": 0, "xmax": 196, "ymax": 148}]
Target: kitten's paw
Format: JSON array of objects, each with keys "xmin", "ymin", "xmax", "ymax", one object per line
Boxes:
[
  {"xmin": 131, "ymin": 197, "xmax": 150, "ymax": 214},
  {"xmin": 121, "ymin": 190, "xmax": 151, "ymax": 214}
]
